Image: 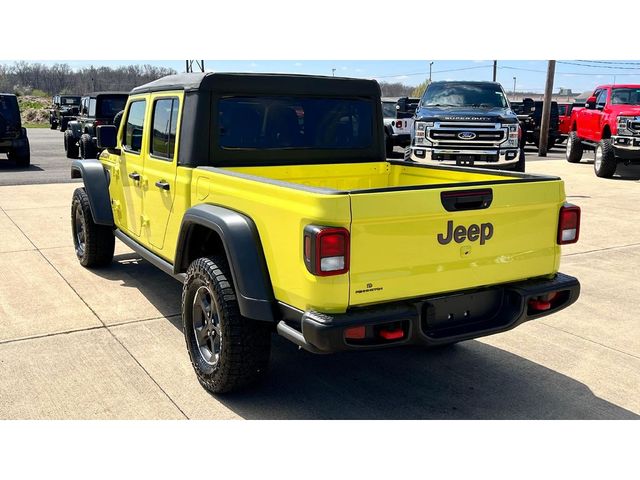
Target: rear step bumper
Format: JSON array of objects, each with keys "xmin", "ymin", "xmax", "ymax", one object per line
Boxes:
[{"xmin": 277, "ymin": 272, "xmax": 580, "ymax": 354}]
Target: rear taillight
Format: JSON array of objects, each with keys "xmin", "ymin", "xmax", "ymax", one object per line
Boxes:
[
  {"xmin": 557, "ymin": 204, "xmax": 580, "ymax": 244},
  {"xmin": 94, "ymin": 120, "xmax": 103, "ymax": 127},
  {"xmin": 303, "ymin": 226, "xmax": 350, "ymax": 276}
]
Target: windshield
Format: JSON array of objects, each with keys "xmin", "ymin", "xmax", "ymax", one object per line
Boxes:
[
  {"xmin": 97, "ymin": 95, "xmax": 127, "ymax": 118},
  {"xmin": 61, "ymin": 96, "xmax": 80, "ymax": 105},
  {"xmin": 423, "ymin": 83, "xmax": 508, "ymax": 108},
  {"xmin": 611, "ymin": 88, "xmax": 640, "ymax": 105},
  {"xmin": 218, "ymin": 96, "xmax": 373, "ymax": 150},
  {"xmin": 382, "ymin": 101, "xmax": 397, "ymax": 118},
  {"xmin": 0, "ymin": 95, "xmax": 20, "ymax": 125}
]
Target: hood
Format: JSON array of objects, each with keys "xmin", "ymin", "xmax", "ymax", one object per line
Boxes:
[
  {"xmin": 415, "ymin": 105, "xmax": 518, "ymax": 124},
  {"xmin": 609, "ymin": 105, "xmax": 640, "ymax": 117}
]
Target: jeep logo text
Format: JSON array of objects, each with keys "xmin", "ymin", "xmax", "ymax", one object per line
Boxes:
[{"xmin": 437, "ymin": 220, "xmax": 494, "ymax": 245}]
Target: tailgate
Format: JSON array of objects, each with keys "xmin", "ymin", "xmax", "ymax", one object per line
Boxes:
[{"xmin": 348, "ymin": 180, "xmax": 564, "ymax": 306}]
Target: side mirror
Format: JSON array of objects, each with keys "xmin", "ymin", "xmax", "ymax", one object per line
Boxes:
[
  {"xmin": 96, "ymin": 125, "xmax": 117, "ymax": 149},
  {"xmin": 586, "ymin": 96, "xmax": 597, "ymax": 109}
]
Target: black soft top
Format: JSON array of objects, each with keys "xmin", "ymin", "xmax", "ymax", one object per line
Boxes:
[
  {"xmin": 130, "ymin": 72, "xmax": 381, "ymax": 97},
  {"xmin": 85, "ymin": 91, "xmax": 129, "ymax": 98}
]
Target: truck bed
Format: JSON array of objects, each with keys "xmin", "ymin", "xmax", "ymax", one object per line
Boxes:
[{"xmin": 192, "ymin": 161, "xmax": 565, "ymax": 312}]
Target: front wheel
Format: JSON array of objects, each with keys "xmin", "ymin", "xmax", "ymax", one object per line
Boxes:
[
  {"xmin": 594, "ymin": 139, "xmax": 617, "ymax": 178},
  {"xmin": 182, "ymin": 256, "xmax": 271, "ymax": 393},
  {"xmin": 65, "ymin": 130, "xmax": 78, "ymax": 159},
  {"xmin": 71, "ymin": 188, "xmax": 114, "ymax": 267}
]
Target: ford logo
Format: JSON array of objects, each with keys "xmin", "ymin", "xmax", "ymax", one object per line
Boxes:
[{"xmin": 458, "ymin": 131, "xmax": 477, "ymax": 140}]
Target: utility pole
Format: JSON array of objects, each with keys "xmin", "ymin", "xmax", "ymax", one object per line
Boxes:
[
  {"xmin": 492, "ymin": 60, "xmax": 497, "ymax": 82},
  {"xmin": 429, "ymin": 62, "xmax": 434, "ymax": 82},
  {"xmin": 538, "ymin": 60, "xmax": 556, "ymax": 157},
  {"xmin": 512, "ymin": 77, "xmax": 516, "ymax": 97},
  {"xmin": 332, "ymin": 68, "xmax": 336, "ymax": 77}
]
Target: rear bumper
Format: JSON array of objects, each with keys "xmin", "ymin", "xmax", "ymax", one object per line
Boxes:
[{"xmin": 277, "ymin": 273, "xmax": 580, "ymax": 354}]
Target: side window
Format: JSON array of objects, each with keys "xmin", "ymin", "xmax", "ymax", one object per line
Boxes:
[
  {"xmin": 123, "ymin": 100, "xmax": 147, "ymax": 153},
  {"xmin": 88, "ymin": 98, "xmax": 97, "ymax": 117},
  {"xmin": 596, "ymin": 89, "xmax": 608, "ymax": 108},
  {"xmin": 150, "ymin": 98, "xmax": 179, "ymax": 160}
]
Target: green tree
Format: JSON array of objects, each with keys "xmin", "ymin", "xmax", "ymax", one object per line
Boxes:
[{"xmin": 411, "ymin": 79, "xmax": 430, "ymax": 98}]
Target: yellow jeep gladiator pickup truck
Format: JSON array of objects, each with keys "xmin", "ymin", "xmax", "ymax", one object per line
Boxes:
[{"xmin": 70, "ymin": 72, "xmax": 581, "ymax": 393}]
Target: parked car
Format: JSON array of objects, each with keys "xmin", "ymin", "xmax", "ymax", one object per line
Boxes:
[
  {"xmin": 64, "ymin": 92, "xmax": 128, "ymax": 159},
  {"xmin": 511, "ymin": 98, "xmax": 561, "ymax": 149},
  {"xmin": 566, "ymin": 84, "xmax": 640, "ymax": 177},
  {"xmin": 49, "ymin": 94, "xmax": 81, "ymax": 131},
  {"xmin": 406, "ymin": 81, "xmax": 524, "ymax": 171},
  {"xmin": 382, "ymin": 96, "xmax": 419, "ymax": 156},
  {"xmin": 71, "ymin": 72, "xmax": 580, "ymax": 393},
  {"xmin": 0, "ymin": 93, "xmax": 30, "ymax": 168}
]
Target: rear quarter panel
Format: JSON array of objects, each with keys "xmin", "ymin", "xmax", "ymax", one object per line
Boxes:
[{"xmin": 190, "ymin": 168, "xmax": 352, "ymax": 313}]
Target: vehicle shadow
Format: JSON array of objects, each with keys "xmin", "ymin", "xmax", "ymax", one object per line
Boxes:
[
  {"xmin": 108, "ymin": 252, "xmax": 638, "ymax": 420},
  {"xmin": 569, "ymin": 159, "xmax": 640, "ymax": 181},
  {"xmin": 207, "ymin": 334, "xmax": 639, "ymax": 420},
  {"xmin": 0, "ymin": 160, "xmax": 44, "ymax": 172}
]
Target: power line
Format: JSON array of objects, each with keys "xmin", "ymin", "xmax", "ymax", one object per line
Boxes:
[
  {"xmin": 499, "ymin": 65, "xmax": 640, "ymax": 76},
  {"xmin": 576, "ymin": 60, "xmax": 640, "ymax": 66},
  {"xmin": 375, "ymin": 64, "xmax": 492, "ymax": 79},
  {"xmin": 558, "ymin": 61, "xmax": 640, "ymax": 70}
]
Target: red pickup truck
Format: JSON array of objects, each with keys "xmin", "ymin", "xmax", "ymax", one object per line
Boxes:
[{"xmin": 565, "ymin": 84, "xmax": 640, "ymax": 177}]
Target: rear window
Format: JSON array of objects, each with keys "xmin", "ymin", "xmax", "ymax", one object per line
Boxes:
[
  {"xmin": 97, "ymin": 95, "xmax": 127, "ymax": 118},
  {"xmin": 218, "ymin": 96, "xmax": 373, "ymax": 150},
  {"xmin": 0, "ymin": 95, "xmax": 20, "ymax": 125}
]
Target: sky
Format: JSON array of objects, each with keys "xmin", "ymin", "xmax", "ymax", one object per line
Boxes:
[{"xmin": 15, "ymin": 60, "xmax": 640, "ymax": 94}]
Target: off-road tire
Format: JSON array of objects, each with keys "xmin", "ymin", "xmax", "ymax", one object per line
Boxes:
[
  {"xmin": 50, "ymin": 121, "xmax": 58, "ymax": 130},
  {"xmin": 113, "ymin": 110, "xmax": 124, "ymax": 132},
  {"xmin": 566, "ymin": 131, "xmax": 583, "ymax": 163},
  {"xmin": 182, "ymin": 256, "xmax": 272, "ymax": 394},
  {"xmin": 594, "ymin": 138, "xmax": 617, "ymax": 178},
  {"xmin": 71, "ymin": 187, "xmax": 114, "ymax": 268},
  {"xmin": 511, "ymin": 148, "xmax": 525, "ymax": 172},
  {"xmin": 60, "ymin": 118, "xmax": 69, "ymax": 132},
  {"xmin": 80, "ymin": 133, "xmax": 96, "ymax": 159},
  {"xmin": 385, "ymin": 134, "xmax": 394, "ymax": 158},
  {"xmin": 8, "ymin": 141, "xmax": 30, "ymax": 168},
  {"xmin": 65, "ymin": 130, "xmax": 78, "ymax": 159}
]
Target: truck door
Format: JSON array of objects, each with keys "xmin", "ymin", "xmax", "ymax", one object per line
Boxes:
[
  {"xmin": 578, "ymin": 89, "xmax": 597, "ymax": 139},
  {"xmin": 141, "ymin": 95, "xmax": 181, "ymax": 255},
  {"xmin": 593, "ymin": 88, "xmax": 609, "ymax": 141},
  {"xmin": 116, "ymin": 98, "xmax": 147, "ymax": 237}
]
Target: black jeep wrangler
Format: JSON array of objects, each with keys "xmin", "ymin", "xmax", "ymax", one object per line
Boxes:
[
  {"xmin": 50, "ymin": 94, "xmax": 81, "ymax": 131},
  {"xmin": 511, "ymin": 98, "xmax": 560, "ymax": 149},
  {"xmin": 0, "ymin": 93, "xmax": 30, "ymax": 168},
  {"xmin": 64, "ymin": 92, "xmax": 128, "ymax": 159}
]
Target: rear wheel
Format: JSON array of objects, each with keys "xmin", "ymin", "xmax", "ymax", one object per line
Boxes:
[
  {"xmin": 65, "ymin": 130, "xmax": 78, "ymax": 159},
  {"xmin": 71, "ymin": 188, "xmax": 114, "ymax": 267},
  {"xmin": 50, "ymin": 121, "xmax": 58, "ymax": 130},
  {"xmin": 182, "ymin": 256, "xmax": 271, "ymax": 393},
  {"xmin": 8, "ymin": 141, "xmax": 30, "ymax": 168},
  {"xmin": 594, "ymin": 138, "xmax": 617, "ymax": 178},
  {"xmin": 566, "ymin": 131, "xmax": 583, "ymax": 163},
  {"xmin": 60, "ymin": 118, "xmax": 69, "ymax": 132}
]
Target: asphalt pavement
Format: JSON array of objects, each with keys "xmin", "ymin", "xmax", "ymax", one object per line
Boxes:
[
  {"xmin": 1, "ymin": 130, "xmax": 639, "ymax": 419},
  {"xmin": 0, "ymin": 128, "xmax": 82, "ymax": 186}
]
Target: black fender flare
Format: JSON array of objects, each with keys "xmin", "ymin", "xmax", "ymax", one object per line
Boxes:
[
  {"xmin": 175, "ymin": 204, "xmax": 277, "ymax": 322},
  {"xmin": 70, "ymin": 159, "xmax": 114, "ymax": 226}
]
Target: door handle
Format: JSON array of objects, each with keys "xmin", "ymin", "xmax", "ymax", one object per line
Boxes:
[
  {"xmin": 128, "ymin": 172, "xmax": 141, "ymax": 181},
  {"xmin": 155, "ymin": 180, "xmax": 170, "ymax": 191}
]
